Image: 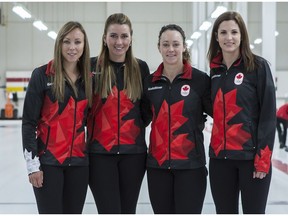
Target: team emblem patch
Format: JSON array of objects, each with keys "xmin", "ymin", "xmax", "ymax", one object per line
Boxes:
[
  {"xmin": 181, "ymin": 85, "xmax": 190, "ymax": 96},
  {"xmin": 234, "ymin": 73, "xmax": 244, "ymax": 85}
]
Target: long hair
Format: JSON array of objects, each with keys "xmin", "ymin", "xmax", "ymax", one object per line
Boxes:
[
  {"xmin": 207, "ymin": 11, "xmax": 257, "ymax": 72},
  {"xmin": 158, "ymin": 24, "xmax": 191, "ymax": 64},
  {"xmin": 95, "ymin": 13, "xmax": 142, "ymax": 102},
  {"xmin": 52, "ymin": 21, "xmax": 92, "ymax": 106}
]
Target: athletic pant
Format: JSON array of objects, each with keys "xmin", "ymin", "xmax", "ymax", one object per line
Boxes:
[
  {"xmin": 276, "ymin": 117, "xmax": 287, "ymax": 147},
  {"xmin": 209, "ymin": 158, "xmax": 272, "ymax": 214},
  {"xmin": 33, "ymin": 165, "xmax": 89, "ymax": 214},
  {"xmin": 147, "ymin": 166, "xmax": 207, "ymax": 214},
  {"xmin": 89, "ymin": 153, "xmax": 146, "ymax": 214}
]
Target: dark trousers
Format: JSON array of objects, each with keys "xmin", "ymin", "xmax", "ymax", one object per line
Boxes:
[
  {"xmin": 33, "ymin": 165, "xmax": 89, "ymax": 214},
  {"xmin": 147, "ymin": 166, "xmax": 207, "ymax": 214},
  {"xmin": 276, "ymin": 117, "xmax": 287, "ymax": 147},
  {"xmin": 209, "ymin": 158, "xmax": 272, "ymax": 214},
  {"xmin": 89, "ymin": 153, "xmax": 146, "ymax": 214}
]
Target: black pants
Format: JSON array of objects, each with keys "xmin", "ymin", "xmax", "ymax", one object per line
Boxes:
[
  {"xmin": 209, "ymin": 158, "xmax": 272, "ymax": 214},
  {"xmin": 89, "ymin": 153, "xmax": 146, "ymax": 214},
  {"xmin": 276, "ymin": 117, "xmax": 287, "ymax": 147},
  {"xmin": 147, "ymin": 167, "xmax": 207, "ymax": 214},
  {"xmin": 33, "ymin": 165, "xmax": 89, "ymax": 214}
]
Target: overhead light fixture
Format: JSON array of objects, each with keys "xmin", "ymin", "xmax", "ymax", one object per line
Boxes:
[
  {"xmin": 186, "ymin": 39, "xmax": 193, "ymax": 48},
  {"xmin": 12, "ymin": 5, "xmax": 32, "ymax": 19},
  {"xmin": 191, "ymin": 32, "xmax": 201, "ymax": 40},
  {"xmin": 211, "ymin": 6, "xmax": 227, "ymax": 19},
  {"xmin": 254, "ymin": 38, "xmax": 262, "ymax": 44},
  {"xmin": 250, "ymin": 44, "xmax": 255, "ymax": 49},
  {"xmin": 275, "ymin": 31, "xmax": 279, "ymax": 37},
  {"xmin": 33, "ymin": 20, "xmax": 48, "ymax": 31},
  {"xmin": 48, "ymin": 31, "xmax": 57, "ymax": 40},
  {"xmin": 199, "ymin": 21, "xmax": 212, "ymax": 31}
]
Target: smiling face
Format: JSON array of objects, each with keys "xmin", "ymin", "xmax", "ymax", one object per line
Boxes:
[
  {"xmin": 158, "ymin": 30, "xmax": 186, "ymax": 66},
  {"xmin": 104, "ymin": 24, "xmax": 132, "ymax": 62},
  {"xmin": 216, "ymin": 20, "xmax": 241, "ymax": 56},
  {"xmin": 61, "ymin": 28, "xmax": 85, "ymax": 65}
]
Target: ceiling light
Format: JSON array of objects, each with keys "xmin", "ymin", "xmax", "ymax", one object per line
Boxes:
[
  {"xmin": 199, "ymin": 21, "xmax": 212, "ymax": 31},
  {"xmin": 254, "ymin": 38, "xmax": 262, "ymax": 44},
  {"xmin": 275, "ymin": 31, "xmax": 279, "ymax": 36},
  {"xmin": 191, "ymin": 32, "xmax": 201, "ymax": 40},
  {"xmin": 250, "ymin": 44, "xmax": 255, "ymax": 49},
  {"xmin": 211, "ymin": 6, "xmax": 227, "ymax": 19},
  {"xmin": 48, "ymin": 31, "xmax": 57, "ymax": 40},
  {"xmin": 33, "ymin": 20, "xmax": 48, "ymax": 31},
  {"xmin": 12, "ymin": 5, "xmax": 31, "ymax": 19},
  {"xmin": 186, "ymin": 39, "xmax": 193, "ymax": 47}
]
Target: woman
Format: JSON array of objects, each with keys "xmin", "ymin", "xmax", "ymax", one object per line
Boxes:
[
  {"xmin": 22, "ymin": 21, "xmax": 92, "ymax": 213},
  {"xmin": 87, "ymin": 13, "xmax": 150, "ymax": 214},
  {"xmin": 142, "ymin": 24, "xmax": 212, "ymax": 214},
  {"xmin": 207, "ymin": 11, "xmax": 276, "ymax": 214},
  {"xmin": 276, "ymin": 103, "xmax": 288, "ymax": 149}
]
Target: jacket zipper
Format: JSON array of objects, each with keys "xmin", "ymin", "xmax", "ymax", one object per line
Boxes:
[
  {"xmin": 69, "ymin": 100, "xmax": 77, "ymax": 165},
  {"xmin": 223, "ymin": 69, "xmax": 228, "ymax": 159},
  {"xmin": 117, "ymin": 67, "xmax": 121, "ymax": 154},
  {"xmin": 168, "ymin": 82, "xmax": 172, "ymax": 169}
]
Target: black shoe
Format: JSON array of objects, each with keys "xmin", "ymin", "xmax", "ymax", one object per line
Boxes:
[
  {"xmin": 280, "ymin": 142, "xmax": 285, "ymax": 149},
  {"xmin": 285, "ymin": 146, "xmax": 288, "ymax": 152}
]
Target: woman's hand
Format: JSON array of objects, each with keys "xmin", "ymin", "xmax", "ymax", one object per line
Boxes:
[
  {"xmin": 29, "ymin": 171, "xmax": 43, "ymax": 188},
  {"xmin": 253, "ymin": 171, "xmax": 267, "ymax": 179}
]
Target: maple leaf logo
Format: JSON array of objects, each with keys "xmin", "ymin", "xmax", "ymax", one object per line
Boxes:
[
  {"xmin": 254, "ymin": 146, "xmax": 272, "ymax": 173},
  {"xmin": 236, "ymin": 74, "xmax": 243, "ymax": 79},
  {"xmin": 92, "ymin": 86, "xmax": 140, "ymax": 151},
  {"xmin": 37, "ymin": 95, "xmax": 87, "ymax": 164},
  {"xmin": 150, "ymin": 100, "xmax": 194, "ymax": 166},
  {"xmin": 211, "ymin": 89, "xmax": 251, "ymax": 156},
  {"xmin": 183, "ymin": 86, "xmax": 189, "ymax": 91}
]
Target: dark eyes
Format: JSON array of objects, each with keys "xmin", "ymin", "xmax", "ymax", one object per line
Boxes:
[
  {"xmin": 162, "ymin": 43, "xmax": 180, "ymax": 47},
  {"xmin": 63, "ymin": 40, "xmax": 82, "ymax": 44},
  {"xmin": 110, "ymin": 34, "xmax": 129, "ymax": 39},
  {"xmin": 220, "ymin": 31, "xmax": 239, "ymax": 35}
]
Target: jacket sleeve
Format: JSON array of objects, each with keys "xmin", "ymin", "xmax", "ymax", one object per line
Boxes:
[
  {"xmin": 22, "ymin": 67, "xmax": 46, "ymax": 175},
  {"xmin": 254, "ymin": 58, "xmax": 276, "ymax": 173},
  {"xmin": 139, "ymin": 60, "xmax": 153, "ymax": 127},
  {"xmin": 202, "ymin": 73, "xmax": 213, "ymax": 118}
]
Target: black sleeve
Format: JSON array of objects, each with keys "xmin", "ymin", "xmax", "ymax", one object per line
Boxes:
[{"xmin": 138, "ymin": 59, "xmax": 152, "ymax": 127}]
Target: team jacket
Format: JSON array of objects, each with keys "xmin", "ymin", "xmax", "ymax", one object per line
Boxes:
[
  {"xmin": 87, "ymin": 57, "xmax": 150, "ymax": 154},
  {"xmin": 142, "ymin": 61, "xmax": 212, "ymax": 169},
  {"xmin": 276, "ymin": 103, "xmax": 288, "ymax": 120},
  {"xmin": 209, "ymin": 53, "xmax": 276, "ymax": 173},
  {"xmin": 22, "ymin": 60, "xmax": 89, "ymax": 174}
]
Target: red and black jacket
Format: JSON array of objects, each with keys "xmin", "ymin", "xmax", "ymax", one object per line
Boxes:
[
  {"xmin": 87, "ymin": 57, "xmax": 150, "ymax": 154},
  {"xmin": 209, "ymin": 53, "xmax": 276, "ymax": 173},
  {"xmin": 22, "ymin": 60, "xmax": 90, "ymax": 173},
  {"xmin": 142, "ymin": 61, "xmax": 212, "ymax": 169}
]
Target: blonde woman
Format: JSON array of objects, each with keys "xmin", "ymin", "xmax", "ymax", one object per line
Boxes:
[{"xmin": 22, "ymin": 21, "xmax": 92, "ymax": 213}]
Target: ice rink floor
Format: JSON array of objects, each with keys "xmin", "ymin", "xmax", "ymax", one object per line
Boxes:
[{"xmin": 0, "ymin": 119, "xmax": 287, "ymax": 214}]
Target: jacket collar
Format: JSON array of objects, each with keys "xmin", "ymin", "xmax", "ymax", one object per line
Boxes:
[
  {"xmin": 45, "ymin": 60, "xmax": 55, "ymax": 76},
  {"xmin": 152, "ymin": 60, "xmax": 192, "ymax": 82},
  {"xmin": 210, "ymin": 52, "xmax": 242, "ymax": 69}
]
